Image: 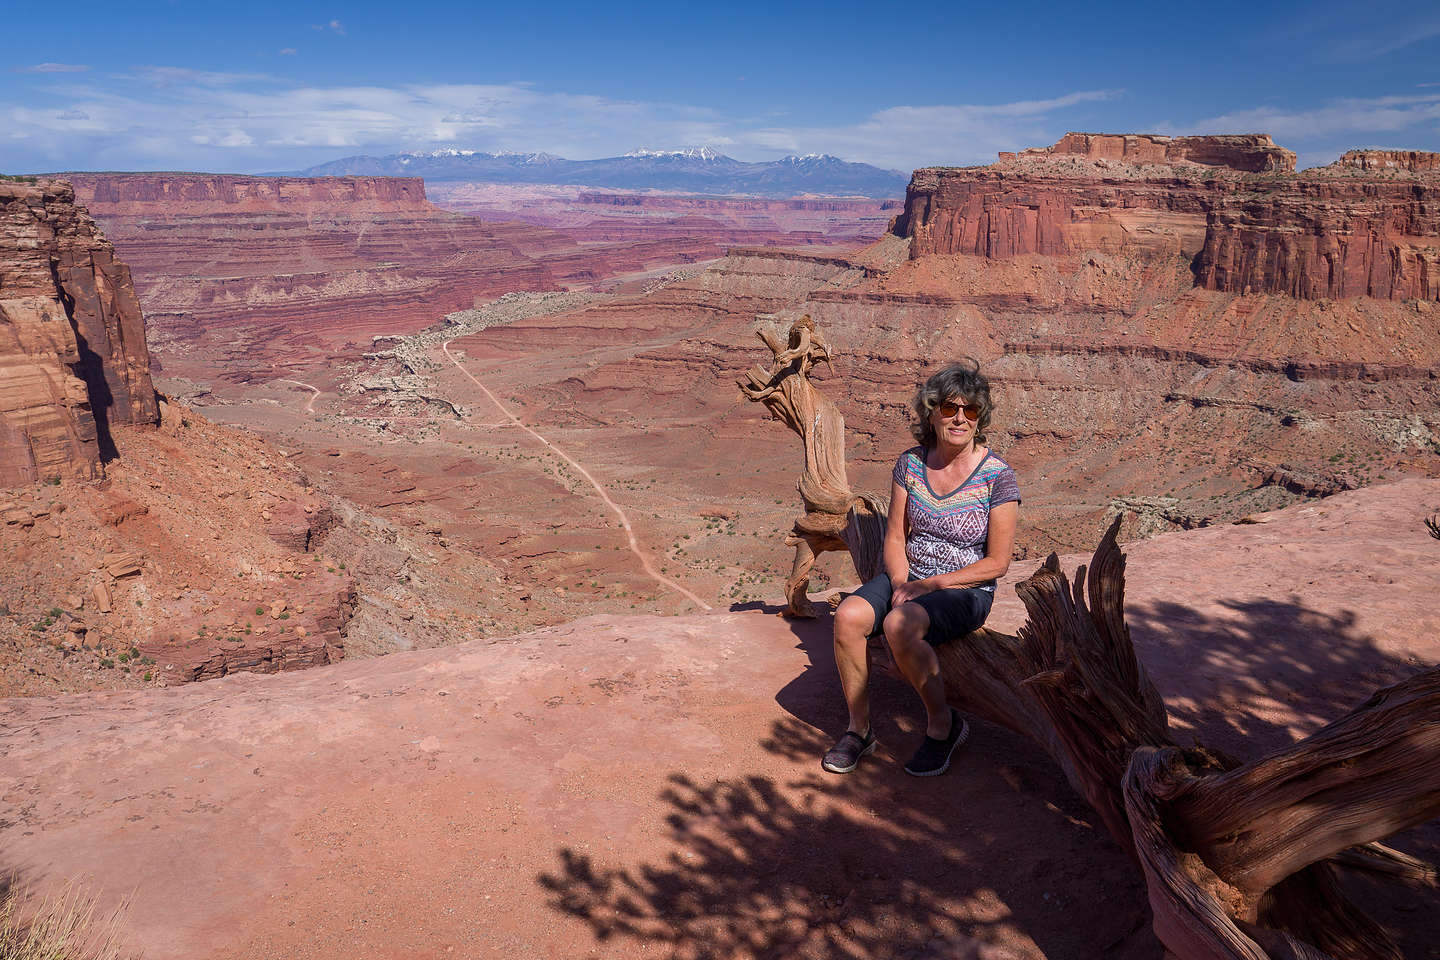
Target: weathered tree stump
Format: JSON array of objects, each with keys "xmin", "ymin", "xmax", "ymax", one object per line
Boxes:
[{"xmin": 952, "ymin": 520, "xmax": 1438, "ymax": 959}]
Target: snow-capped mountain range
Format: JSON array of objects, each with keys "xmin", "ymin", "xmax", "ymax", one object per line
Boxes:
[{"xmin": 291, "ymin": 147, "xmax": 906, "ymax": 197}]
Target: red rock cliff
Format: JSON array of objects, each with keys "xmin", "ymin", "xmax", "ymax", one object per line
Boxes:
[
  {"xmin": 68, "ymin": 173, "xmax": 431, "ymax": 216},
  {"xmin": 1, "ymin": 179, "xmax": 158, "ymax": 486},
  {"xmin": 1332, "ymin": 150, "xmax": 1440, "ymax": 174},
  {"xmin": 1195, "ymin": 174, "xmax": 1440, "ymax": 300},
  {"xmin": 894, "ymin": 135, "xmax": 1440, "ymax": 302}
]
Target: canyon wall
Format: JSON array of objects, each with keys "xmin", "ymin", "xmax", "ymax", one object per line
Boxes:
[
  {"xmin": 893, "ymin": 167, "xmax": 1212, "ymax": 260},
  {"xmin": 1332, "ymin": 149, "xmax": 1440, "ymax": 174},
  {"xmin": 1195, "ymin": 173, "xmax": 1440, "ymax": 301},
  {"xmin": 69, "ymin": 173, "xmax": 430, "ymax": 215},
  {"xmin": 0, "ymin": 179, "xmax": 157, "ymax": 486},
  {"xmin": 896, "ymin": 134, "xmax": 1440, "ymax": 302}
]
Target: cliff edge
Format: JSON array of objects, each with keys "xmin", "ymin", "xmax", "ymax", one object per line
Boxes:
[{"xmin": 0, "ymin": 178, "xmax": 157, "ymax": 485}]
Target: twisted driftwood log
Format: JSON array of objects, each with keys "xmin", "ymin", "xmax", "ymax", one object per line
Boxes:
[
  {"xmin": 935, "ymin": 520, "xmax": 1438, "ymax": 959},
  {"xmin": 737, "ymin": 315, "xmax": 885, "ymax": 617}
]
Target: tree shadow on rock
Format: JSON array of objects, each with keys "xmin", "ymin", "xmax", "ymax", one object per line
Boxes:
[
  {"xmin": 539, "ymin": 718, "xmax": 1155, "ymax": 960},
  {"xmin": 1128, "ymin": 594, "xmax": 1440, "ymax": 958},
  {"xmin": 1127, "ymin": 594, "xmax": 1430, "ymax": 756}
]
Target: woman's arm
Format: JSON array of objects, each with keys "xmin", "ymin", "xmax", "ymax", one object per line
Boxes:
[{"xmin": 883, "ymin": 478, "xmax": 910, "ymax": 587}]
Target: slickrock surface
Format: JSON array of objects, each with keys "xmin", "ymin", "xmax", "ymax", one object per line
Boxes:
[
  {"xmin": 0, "ymin": 178, "xmax": 157, "ymax": 485},
  {"xmin": 3, "ymin": 480, "xmax": 1437, "ymax": 959}
]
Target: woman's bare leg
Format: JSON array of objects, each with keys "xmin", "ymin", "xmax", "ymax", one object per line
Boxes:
[
  {"xmin": 883, "ymin": 604, "xmax": 952, "ymax": 738},
  {"xmin": 832, "ymin": 595, "xmax": 877, "ymax": 734}
]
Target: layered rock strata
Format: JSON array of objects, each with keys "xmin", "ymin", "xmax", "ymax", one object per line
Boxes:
[
  {"xmin": 896, "ymin": 134, "xmax": 1440, "ymax": 302},
  {"xmin": 427, "ymin": 184, "xmax": 898, "ymax": 247},
  {"xmin": 64, "ymin": 174, "xmax": 562, "ymax": 380},
  {"xmin": 0, "ymin": 178, "xmax": 157, "ymax": 485},
  {"xmin": 1196, "ymin": 174, "xmax": 1440, "ymax": 300},
  {"xmin": 1332, "ymin": 149, "xmax": 1440, "ymax": 174}
]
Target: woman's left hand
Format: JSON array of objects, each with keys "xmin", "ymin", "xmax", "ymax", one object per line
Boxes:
[{"xmin": 892, "ymin": 577, "xmax": 938, "ymax": 606}]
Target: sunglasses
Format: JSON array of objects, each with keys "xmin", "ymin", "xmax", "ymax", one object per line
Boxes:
[{"xmin": 937, "ymin": 400, "xmax": 981, "ymax": 422}]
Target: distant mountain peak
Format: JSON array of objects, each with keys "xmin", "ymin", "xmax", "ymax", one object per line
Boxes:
[
  {"xmin": 394, "ymin": 148, "xmax": 561, "ymax": 164},
  {"xmin": 623, "ymin": 146, "xmax": 728, "ymax": 161},
  {"xmin": 292, "ymin": 147, "xmax": 907, "ymax": 198}
]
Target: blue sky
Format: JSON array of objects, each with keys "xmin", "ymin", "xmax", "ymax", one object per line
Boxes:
[{"xmin": 5, "ymin": 0, "xmax": 1439, "ymax": 174}]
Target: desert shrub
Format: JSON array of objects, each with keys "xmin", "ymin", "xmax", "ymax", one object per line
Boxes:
[{"xmin": 0, "ymin": 876, "xmax": 129, "ymax": 959}]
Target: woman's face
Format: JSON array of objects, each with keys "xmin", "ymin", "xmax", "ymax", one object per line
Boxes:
[{"xmin": 930, "ymin": 395, "xmax": 978, "ymax": 449}]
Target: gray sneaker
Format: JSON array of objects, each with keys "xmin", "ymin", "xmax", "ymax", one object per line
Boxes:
[{"xmin": 821, "ymin": 729, "xmax": 877, "ymax": 774}]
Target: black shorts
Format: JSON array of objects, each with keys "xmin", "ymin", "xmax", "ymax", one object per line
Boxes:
[{"xmin": 850, "ymin": 572, "xmax": 994, "ymax": 646}]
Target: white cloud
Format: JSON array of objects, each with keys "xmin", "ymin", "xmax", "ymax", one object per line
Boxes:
[
  {"xmin": 752, "ymin": 90, "xmax": 1121, "ymax": 169},
  {"xmin": 1189, "ymin": 92, "xmax": 1440, "ymax": 142},
  {"xmin": 279, "ymin": 48, "xmax": 298, "ymax": 56},
  {"xmin": 3, "ymin": 70, "xmax": 1119, "ymax": 173},
  {"xmin": 17, "ymin": 63, "xmax": 90, "ymax": 73},
  {"xmin": 132, "ymin": 65, "xmax": 278, "ymax": 87}
]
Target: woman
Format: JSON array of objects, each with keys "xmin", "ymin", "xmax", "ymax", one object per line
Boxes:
[{"xmin": 822, "ymin": 360, "xmax": 1019, "ymax": 777}]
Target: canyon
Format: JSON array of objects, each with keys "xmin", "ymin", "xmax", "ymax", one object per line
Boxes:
[
  {"xmin": 3, "ymin": 132, "xmax": 1439, "ymax": 958},
  {"xmin": 64, "ymin": 173, "xmax": 890, "ymax": 388},
  {"xmin": 9, "ymin": 133, "xmax": 1439, "ymax": 689}
]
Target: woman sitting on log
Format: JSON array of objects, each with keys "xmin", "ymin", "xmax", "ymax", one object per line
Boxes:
[{"xmin": 823, "ymin": 360, "xmax": 1020, "ymax": 777}]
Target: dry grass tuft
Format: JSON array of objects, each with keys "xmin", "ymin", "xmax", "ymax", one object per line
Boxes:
[{"xmin": 0, "ymin": 877, "xmax": 130, "ymax": 960}]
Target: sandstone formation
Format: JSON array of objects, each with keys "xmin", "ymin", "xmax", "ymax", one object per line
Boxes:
[
  {"xmin": 1332, "ymin": 149, "xmax": 1440, "ymax": 173},
  {"xmin": 62, "ymin": 174, "xmax": 890, "ymax": 389},
  {"xmin": 1007, "ymin": 132, "xmax": 1296, "ymax": 172},
  {"xmin": 896, "ymin": 134, "xmax": 1440, "ymax": 302},
  {"xmin": 436, "ymin": 140, "xmax": 1436, "ymax": 564},
  {"xmin": 1196, "ymin": 174, "xmax": 1440, "ymax": 301},
  {"xmin": 0, "ymin": 178, "xmax": 158, "ymax": 485},
  {"xmin": 0, "ymin": 397, "xmax": 354, "ymax": 694}
]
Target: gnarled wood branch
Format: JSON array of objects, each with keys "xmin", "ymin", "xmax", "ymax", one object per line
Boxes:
[{"xmin": 962, "ymin": 530, "xmax": 1439, "ymax": 960}]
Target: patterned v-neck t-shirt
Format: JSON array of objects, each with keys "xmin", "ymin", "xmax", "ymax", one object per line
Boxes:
[{"xmin": 893, "ymin": 446, "xmax": 1021, "ymax": 589}]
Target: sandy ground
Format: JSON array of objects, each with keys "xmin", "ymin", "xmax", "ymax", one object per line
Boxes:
[{"xmin": 3, "ymin": 480, "xmax": 1438, "ymax": 959}]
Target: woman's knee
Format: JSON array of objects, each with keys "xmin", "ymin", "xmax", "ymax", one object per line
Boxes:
[
  {"xmin": 883, "ymin": 604, "xmax": 929, "ymax": 648},
  {"xmin": 834, "ymin": 596, "xmax": 876, "ymax": 639}
]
